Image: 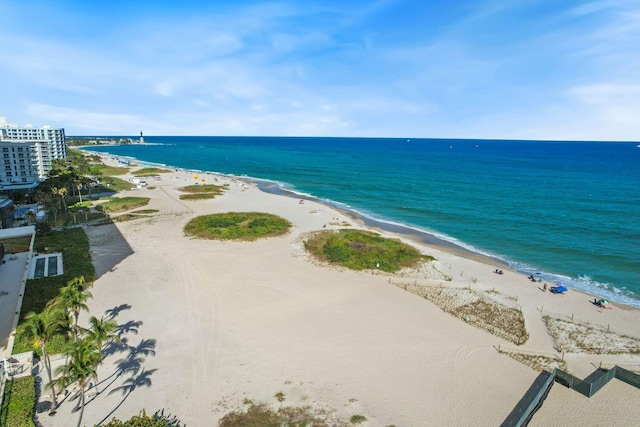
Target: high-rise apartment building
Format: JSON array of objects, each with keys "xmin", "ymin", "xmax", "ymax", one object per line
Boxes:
[{"xmin": 0, "ymin": 117, "xmax": 67, "ymax": 188}]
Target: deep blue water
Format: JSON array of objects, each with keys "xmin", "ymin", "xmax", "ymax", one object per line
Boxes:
[{"xmin": 86, "ymin": 137, "xmax": 640, "ymax": 307}]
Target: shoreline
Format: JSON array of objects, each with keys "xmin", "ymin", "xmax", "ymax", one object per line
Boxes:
[
  {"xmin": 35, "ymin": 151, "xmax": 640, "ymax": 426},
  {"xmin": 81, "ymin": 147, "xmax": 640, "ymax": 309}
]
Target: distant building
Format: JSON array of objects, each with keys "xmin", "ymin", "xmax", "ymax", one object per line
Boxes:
[{"xmin": 0, "ymin": 117, "xmax": 67, "ymax": 188}]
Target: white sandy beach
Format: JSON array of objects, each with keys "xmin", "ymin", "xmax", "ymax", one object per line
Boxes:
[{"xmin": 34, "ymin": 159, "xmax": 640, "ymax": 426}]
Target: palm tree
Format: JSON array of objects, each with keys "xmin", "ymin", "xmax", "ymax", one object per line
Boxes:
[
  {"xmin": 17, "ymin": 306, "xmax": 67, "ymax": 413},
  {"xmin": 53, "ymin": 277, "xmax": 93, "ymax": 340},
  {"xmin": 87, "ymin": 316, "xmax": 119, "ymax": 350},
  {"xmin": 54, "ymin": 337, "xmax": 102, "ymax": 427},
  {"xmin": 86, "ymin": 316, "xmax": 120, "ymax": 392}
]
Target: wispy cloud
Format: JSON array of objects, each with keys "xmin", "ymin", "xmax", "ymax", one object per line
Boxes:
[{"xmin": 1, "ymin": 0, "xmax": 639, "ymax": 140}]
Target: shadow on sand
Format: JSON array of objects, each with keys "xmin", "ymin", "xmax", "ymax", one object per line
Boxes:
[{"xmin": 87, "ymin": 222, "xmax": 134, "ymax": 280}]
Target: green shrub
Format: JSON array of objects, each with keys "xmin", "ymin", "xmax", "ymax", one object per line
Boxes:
[
  {"xmin": 101, "ymin": 409, "xmax": 180, "ymax": 426},
  {"xmin": 0, "ymin": 376, "xmax": 36, "ymax": 427},
  {"xmin": 184, "ymin": 212, "xmax": 291, "ymax": 241},
  {"xmin": 305, "ymin": 229, "xmax": 432, "ymax": 273},
  {"xmin": 350, "ymin": 414, "xmax": 367, "ymax": 425}
]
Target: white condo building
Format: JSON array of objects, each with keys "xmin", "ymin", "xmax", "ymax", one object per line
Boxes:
[{"xmin": 0, "ymin": 117, "xmax": 67, "ymax": 188}]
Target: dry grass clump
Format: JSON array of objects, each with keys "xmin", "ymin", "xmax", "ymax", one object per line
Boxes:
[
  {"xmin": 501, "ymin": 351, "xmax": 568, "ymax": 372},
  {"xmin": 397, "ymin": 283, "xmax": 528, "ymax": 345},
  {"xmin": 544, "ymin": 316, "xmax": 640, "ymax": 354},
  {"xmin": 218, "ymin": 398, "xmax": 353, "ymax": 427}
]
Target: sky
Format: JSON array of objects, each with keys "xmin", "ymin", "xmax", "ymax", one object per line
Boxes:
[{"xmin": 0, "ymin": 0, "xmax": 639, "ymax": 140}]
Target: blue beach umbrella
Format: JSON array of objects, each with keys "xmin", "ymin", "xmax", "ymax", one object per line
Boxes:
[{"xmin": 555, "ymin": 285, "xmax": 568, "ymax": 293}]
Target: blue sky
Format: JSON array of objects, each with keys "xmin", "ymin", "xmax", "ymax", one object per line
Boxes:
[{"xmin": 0, "ymin": 0, "xmax": 638, "ymax": 140}]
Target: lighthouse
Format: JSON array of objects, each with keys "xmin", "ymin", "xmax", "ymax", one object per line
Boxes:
[{"xmin": 139, "ymin": 131, "xmax": 144, "ymax": 144}]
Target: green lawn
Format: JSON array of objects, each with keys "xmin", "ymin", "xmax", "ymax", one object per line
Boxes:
[
  {"xmin": 97, "ymin": 176, "xmax": 134, "ymax": 192},
  {"xmin": 304, "ymin": 229, "xmax": 432, "ymax": 273},
  {"xmin": 96, "ymin": 197, "xmax": 150, "ymax": 213},
  {"xmin": 93, "ymin": 164, "xmax": 130, "ymax": 176},
  {"xmin": 131, "ymin": 167, "xmax": 171, "ymax": 176},
  {"xmin": 184, "ymin": 212, "xmax": 291, "ymax": 241},
  {"xmin": 13, "ymin": 227, "xmax": 95, "ymax": 355},
  {"xmin": 0, "ymin": 376, "xmax": 36, "ymax": 427}
]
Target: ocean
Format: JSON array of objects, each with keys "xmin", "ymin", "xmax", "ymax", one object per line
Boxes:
[{"xmin": 85, "ymin": 137, "xmax": 640, "ymax": 307}]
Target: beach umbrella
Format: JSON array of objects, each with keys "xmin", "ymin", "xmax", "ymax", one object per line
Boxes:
[
  {"xmin": 556, "ymin": 285, "xmax": 568, "ymax": 293},
  {"xmin": 600, "ymin": 299, "xmax": 609, "ymax": 305}
]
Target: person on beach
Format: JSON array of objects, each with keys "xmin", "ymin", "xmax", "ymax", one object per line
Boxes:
[{"xmin": 543, "ymin": 283, "xmax": 547, "ymax": 292}]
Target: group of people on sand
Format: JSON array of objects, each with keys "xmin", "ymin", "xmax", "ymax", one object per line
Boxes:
[
  {"xmin": 493, "ymin": 268, "xmax": 504, "ymax": 275},
  {"xmin": 528, "ymin": 274, "xmax": 542, "ymax": 283}
]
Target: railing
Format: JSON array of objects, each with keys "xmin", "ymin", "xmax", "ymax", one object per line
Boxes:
[{"xmin": 503, "ymin": 366, "xmax": 640, "ymax": 426}]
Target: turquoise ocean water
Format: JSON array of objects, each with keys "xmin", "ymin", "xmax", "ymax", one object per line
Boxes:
[{"xmin": 86, "ymin": 137, "xmax": 640, "ymax": 307}]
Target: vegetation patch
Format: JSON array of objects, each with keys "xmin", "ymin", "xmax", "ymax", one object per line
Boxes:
[
  {"xmin": 501, "ymin": 351, "xmax": 568, "ymax": 372},
  {"xmin": 98, "ymin": 176, "xmax": 134, "ymax": 192},
  {"xmin": 219, "ymin": 400, "xmax": 351, "ymax": 427},
  {"xmin": 179, "ymin": 184, "xmax": 226, "ymax": 194},
  {"xmin": 112, "ymin": 214, "xmax": 147, "ymax": 222},
  {"xmin": 13, "ymin": 228, "xmax": 95, "ymax": 354},
  {"xmin": 93, "ymin": 164, "xmax": 130, "ymax": 176},
  {"xmin": 544, "ymin": 316, "xmax": 640, "ymax": 354},
  {"xmin": 132, "ymin": 167, "xmax": 171, "ymax": 176},
  {"xmin": 96, "ymin": 197, "xmax": 150, "ymax": 213},
  {"xmin": 304, "ymin": 229, "xmax": 430, "ymax": 273},
  {"xmin": 184, "ymin": 212, "xmax": 291, "ymax": 241},
  {"xmin": 102, "ymin": 409, "xmax": 182, "ymax": 426},
  {"xmin": 178, "ymin": 184, "xmax": 226, "ymax": 200},
  {"xmin": 131, "ymin": 209, "xmax": 159, "ymax": 214},
  {"xmin": 0, "ymin": 376, "xmax": 36, "ymax": 427},
  {"xmin": 395, "ymin": 283, "xmax": 529, "ymax": 345},
  {"xmin": 179, "ymin": 193, "xmax": 217, "ymax": 200}
]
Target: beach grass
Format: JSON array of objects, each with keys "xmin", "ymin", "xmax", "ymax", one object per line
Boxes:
[
  {"xmin": 395, "ymin": 283, "xmax": 529, "ymax": 345},
  {"xmin": 184, "ymin": 212, "xmax": 291, "ymax": 241},
  {"xmin": 218, "ymin": 399, "xmax": 349, "ymax": 427},
  {"xmin": 96, "ymin": 197, "xmax": 150, "ymax": 213},
  {"xmin": 179, "ymin": 193, "xmax": 217, "ymax": 200},
  {"xmin": 178, "ymin": 184, "xmax": 226, "ymax": 193},
  {"xmin": 130, "ymin": 209, "xmax": 159, "ymax": 214},
  {"xmin": 93, "ymin": 164, "xmax": 130, "ymax": 176},
  {"xmin": 178, "ymin": 184, "xmax": 226, "ymax": 200},
  {"xmin": 304, "ymin": 229, "xmax": 429, "ymax": 273},
  {"xmin": 500, "ymin": 351, "xmax": 568, "ymax": 372},
  {"xmin": 0, "ymin": 376, "xmax": 36, "ymax": 427},
  {"xmin": 544, "ymin": 316, "xmax": 640, "ymax": 354},
  {"xmin": 131, "ymin": 167, "xmax": 172, "ymax": 176}
]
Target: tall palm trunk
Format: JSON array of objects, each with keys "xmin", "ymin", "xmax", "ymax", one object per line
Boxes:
[
  {"xmin": 41, "ymin": 343, "xmax": 58, "ymax": 411},
  {"xmin": 76, "ymin": 384, "xmax": 86, "ymax": 427}
]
